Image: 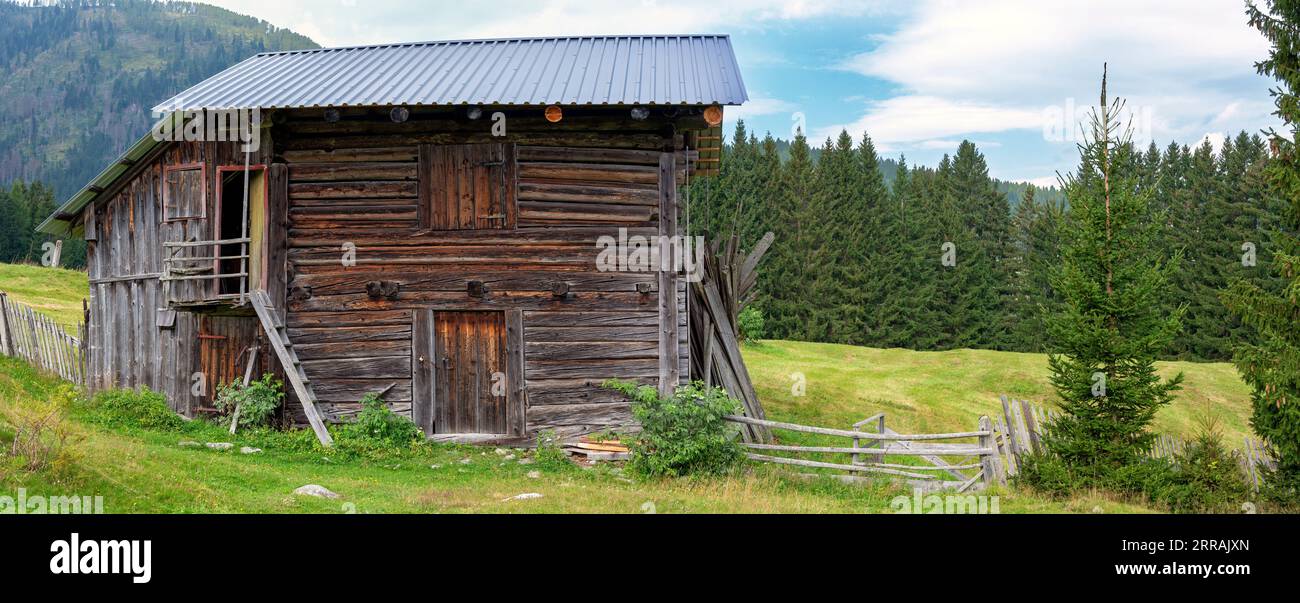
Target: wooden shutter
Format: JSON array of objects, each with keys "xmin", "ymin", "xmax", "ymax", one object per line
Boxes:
[
  {"xmin": 420, "ymin": 143, "xmax": 516, "ymax": 230},
  {"xmin": 163, "ymin": 166, "xmax": 205, "ymax": 221}
]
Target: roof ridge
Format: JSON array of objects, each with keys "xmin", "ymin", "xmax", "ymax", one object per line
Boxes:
[{"xmin": 257, "ymin": 34, "xmax": 732, "ymax": 57}]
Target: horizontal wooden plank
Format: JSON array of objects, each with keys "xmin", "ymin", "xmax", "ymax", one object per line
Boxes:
[
  {"xmin": 295, "ymin": 340, "xmax": 411, "ymax": 360},
  {"xmin": 288, "ymin": 227, "xmax": 656, "ymax": 249},
  {"xmin": 281, "ymin": 132, "xmax": 670, "ymax": 151},
  {"xmin": 519, "ymin": 201, "xmax": 656, "ymax": 223},
  {"xmin": 289, "ymin": 163, "xmax": 417, "ymax": 182},
  {"xmin": 523, "ymin": 325, "xmax": 659, "ymax": 342},
  {"xmin": 523, "ymin": 311, "xmax": 659, "ymax": 327},
  {"xmin": 518, "ymin": 162, "xmax": 659, "ymax": 185},
  {"xmin": 517, "ymin": 180, "xmax": 659, "ymax": 206},
  {"xmin": 286, "ymin": 310, "xmax": 413, "ymax": 328},
  {"xmin": 527, "ymin": 402, "xmax": 632, "ymax": 427},
  {"xmin": 526, "ymin": 377, "xmax": 651, "ymax": 406},
  {"xmin": 287, "ymin": 325, "xmax": 412, "ymax": 344},
  {"xmin": 289, "ymin": 181, "xmax": 419, "ymax": 199},
  {"xmin": 288, "ymin": 290, "xmax": 657, "ymax": 313},
  {"xmin": 313, "ymin": 402, "xmax": 413, "ymax": 422},
  {"xmin": 282, "ymin": 147, "xmax": 418, "ymax": 163},
  {"xmin": 292, "ymin": 271, "xmax": 655, "ymax": 296},
  {"xmin": 311, "ymin": 379, "xmax": 413, "ymax": 403},
  {"xmin": 524, "ymin": 357, "xmax": 659, "ymax": 380},
  {"xmin": 525, "ymin": 341, "xmax": 658, "ymax": 361},
  {"xmin": 517, "ymin": 146, "xmax": 668, "ymax": 165},
  {"xmin": 300, "ymin": 355, "xmax": 410, "ymax": 379}
]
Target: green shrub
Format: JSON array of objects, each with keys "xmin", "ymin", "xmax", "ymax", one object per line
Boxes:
[
  {"xmin": 1019, "ymin": 418, "xmax": 1253, "ymax": 513},
  {"xmin": 737, "ymin": 306, "xmax": 766, "ymax": 343},
  {"xmin": 333, "ymin": 393, "xmax": 424, "ymax": 456},
  {"xmin": 88, "ymin": 388, "xmax": 185, "ymax": 431},
  {"xmin": 533, "ymin": 428, "xmax": 569, "ymax": 467},
  {"xmin": 602, "ymin": 379, "xmax": 743, "ymax": 478},
  {"xmin": 1151, "ymin": 419, "xmax": 1251, "ymax": 513},
  {"xmin": 213, "ymin": 374, "xmax": 284, "ymax": 429}
]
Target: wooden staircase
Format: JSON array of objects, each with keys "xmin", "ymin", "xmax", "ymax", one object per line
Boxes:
[{"xmin": 249, "ymin": 290, "xmax": 333, "ymax": 446}]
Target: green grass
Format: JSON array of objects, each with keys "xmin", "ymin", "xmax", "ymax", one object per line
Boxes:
[
  {"xmin": 0, "ymin": 262, "xmax": 88, "ymax": 331},
  {"xmin": 0, "ymin": 356, "xmax": 1157, "ymax": 514},
  {"xmin": 742, "ymin": 340, "xmax": 1254, "ymax": 446},
  {"xmin": 0, "ymin": 262, "xmax": 1256, "ymax": 513}
]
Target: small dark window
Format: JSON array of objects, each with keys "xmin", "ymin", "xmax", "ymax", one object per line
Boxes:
[{"xmin": 163, "ymin": 166, "xmax": 205, "ymax": 221}]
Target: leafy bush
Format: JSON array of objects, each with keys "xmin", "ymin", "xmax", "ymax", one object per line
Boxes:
[
  {"xmin": 533, "ymin": 428, "xmax": 569, "ymax": 467},
  {"xmin": 2, "ymin": 386, "xmax": 79, "ymax": 474},
  {"xmin": 213, "ymin": 374, "xmax": 284, "ymax": 430},
  {"xmin": 1150, "ymin": 419, "xmax": 1250, "ymax": 513},
  {"xmin": 1019, "ymin": 418, "xmax": 1252, "ymax": 513},
  {"xmin": 332, "ymin": 393, "xmax": 424, "ymax": 456},
  {"xmin": 88, "ymin": 387, "xmax": 185, "ymax": 431},
  {"xmin": 737, "ymin": 306, "xmax": 766, "ymax": 343},
  {"xmin": 602, "ymin": 379, "xmax": 743, "ymax": 478}
]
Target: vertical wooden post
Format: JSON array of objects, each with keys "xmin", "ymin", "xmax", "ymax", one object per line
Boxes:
[
  {"xmin": 0, "ymin": 292, "xmax": 12, "ymax": 357},
  {"xmin": 657, "ymin": 152, "xmax": 680, "ymax": 396},
  {"xmin": 978, "ymin": 415, "xmax": 1000, "ymax": 486},
  {"xmin": 80, "ymin": 298, "xmax": 89, "ymax": 388}
]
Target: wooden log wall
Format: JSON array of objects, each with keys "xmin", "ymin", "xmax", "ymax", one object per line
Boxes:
[
  {"xmin": 276, "ymin": 108, "xmax": 692, "ymax": 438},
  {"xmin": 83, "ymin": 139, "xmax": 271, "ymax": 414}
]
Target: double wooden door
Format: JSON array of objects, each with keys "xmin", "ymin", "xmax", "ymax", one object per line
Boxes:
[{"xmin": 413, "ymin": 310, "xmax": 525, "ymax": 436}]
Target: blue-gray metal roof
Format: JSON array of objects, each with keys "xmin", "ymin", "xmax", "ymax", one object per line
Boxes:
[{"xmin": 154, "ymin": 35, "xmax": 748, "ymax": 111}]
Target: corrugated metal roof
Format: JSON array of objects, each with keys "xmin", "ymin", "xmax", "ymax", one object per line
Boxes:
[{"xmin": 153, "ymin": 35, "xmax": 748, "ymax": 111}]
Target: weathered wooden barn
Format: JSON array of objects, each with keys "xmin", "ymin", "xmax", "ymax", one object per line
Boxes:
[{"xmin": 38, "ymin": 35, "xmax": 753, "ymax": 445}]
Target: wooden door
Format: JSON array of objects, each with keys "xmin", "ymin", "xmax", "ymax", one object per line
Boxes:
[{"xmin": 413, "ymin": 310, "xmax": 525, "ymax": 436}]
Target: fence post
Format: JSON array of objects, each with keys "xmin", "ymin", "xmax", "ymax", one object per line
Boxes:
[
  {"xmin": 0, "ymin": 292, "xmax": 11, "ymax": 357},
  {"xmin": 978, "ymin": 415, "xmax": 1000, "ymax": 486}
]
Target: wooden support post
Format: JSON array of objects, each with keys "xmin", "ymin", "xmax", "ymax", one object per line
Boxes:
[
  {"xmin": 978, "ymin": 416, "xmax": 1000, "ymax": 486},
  {"xmin": 0, "ymin": 292, "xmax": 11, "ymax": 357},
  {"xmin": 656, "ymin": 151, "xmax": 680, "ymax": 396}
]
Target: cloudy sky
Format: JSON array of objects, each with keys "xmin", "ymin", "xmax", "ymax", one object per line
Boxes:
[{"xmin": 202, "ymin": 0, "xmax": 1278, "ymax": 185}]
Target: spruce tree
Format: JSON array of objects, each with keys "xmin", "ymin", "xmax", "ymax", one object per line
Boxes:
[
  {"xmin": 1043, "ymin": 68, "xmax": 1184, "ymax": 478},
  {"xmin": 1222, "ymin": 0, "xmax": 1300, "ymax": 499}
]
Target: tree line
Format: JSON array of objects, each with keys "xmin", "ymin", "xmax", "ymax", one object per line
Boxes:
[
  {"xmin": 0, "ymin": 180, "xmax": 85, "ymax": 269},
  {"xmin": 686, "ymin": 122, "xmax": 1285, "ymax": 363}
]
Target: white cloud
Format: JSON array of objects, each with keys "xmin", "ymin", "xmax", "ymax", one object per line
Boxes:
[
  {"xmin": 825, "ymin": 0, "xmax": 1277, "ymax": 149},
  {"xmin": 726, "ymin": 96, "xmax": 798, "ymax": 123},
  {"xmin": 814, "ymin": 95, "xmax": 1042, "ymax": 150},
  {"xmin": 203, "ymin": 0, "xmax": 894, "ymax": 47}
]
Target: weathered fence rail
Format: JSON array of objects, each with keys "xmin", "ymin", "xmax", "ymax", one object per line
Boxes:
[
  {"xmin": 993, "ymin": 394, "xmax": 1277, "ymax": 490},
  {"xmin": 0, "ymin": 292, "xmax": 86, "ymax": 385},
  {"xmin": 725, "ymin": 413, "xmax": 1001, "ymax": 492}
]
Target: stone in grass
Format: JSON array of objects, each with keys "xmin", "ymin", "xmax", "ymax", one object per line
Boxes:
[
  {"xmin": 527, "ymin": 471, "xmax": 541, "ymax": 479},
  {"xmin": 518, "ymin": 457, "xmax": 535, "ymax": 465},
  {"xmin": 503, "ymin": 492, "xmax": 542, "ymax": 501},
  {"xmin": 240, "ymin": 446, "xmax": 262, "ymax": 455},
  {"xmin": 178, "ymin": 441, "xmax": 201, "ymax": 447},
  {"xmin": 205, "ymin": 442, "xmax": 234, "ymax": 450},
  {"xmin": 293, "ymin": 484, "xmax": 341, "ymax": 499}
]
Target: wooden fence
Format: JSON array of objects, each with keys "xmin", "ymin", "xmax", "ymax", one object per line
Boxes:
[
  {"xmin": 0, "ymin": 292, "xmax": 86, "ymax": 385},
  {"xmin": 725, "ymin": 413, "xmax": 1001, "ymax": 493},
  {"xmin": 993, "ymin": 395, "xmax": 1277, "ymax": 490}
]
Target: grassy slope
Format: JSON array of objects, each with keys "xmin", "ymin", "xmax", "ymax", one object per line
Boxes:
[
  {"xmin": 743, "ymin": 341, "xmax": 1254, "ymax": 446},
  {"xmin": 0, "ymin": 263, "xmax": 89, "ymax": 330},
  {"xmin": 0, "ymin": 263, "xmax": 1254, "ymax": 512},
  {"xmin": 1, "ymin": 357, "xmax": 1150, "ymax": 513}
]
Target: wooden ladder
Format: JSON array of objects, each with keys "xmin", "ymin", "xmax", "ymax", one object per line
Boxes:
[{"xmin": 249, "ymin": 289, "xmax": 333, "ymax": 446}]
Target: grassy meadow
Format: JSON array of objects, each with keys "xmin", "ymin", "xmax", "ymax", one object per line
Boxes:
[{"xmin": 0, "ymin": 262, "xmax": 1259, "ymax": 513}]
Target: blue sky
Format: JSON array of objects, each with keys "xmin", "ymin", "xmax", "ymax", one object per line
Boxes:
[{"xmin": 204, "ymin": 0, "xmax": 1279, "ymax": 185}]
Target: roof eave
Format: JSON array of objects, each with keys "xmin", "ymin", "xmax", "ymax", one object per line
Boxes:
[{"xmin": 37, "ymin": 118, "xmax": 171, "ymax": 236}]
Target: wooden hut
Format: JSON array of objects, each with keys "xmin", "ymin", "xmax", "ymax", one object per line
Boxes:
[{"xmin": 38, "ymin": 35, "xmax": 749, "ymax": 445}]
